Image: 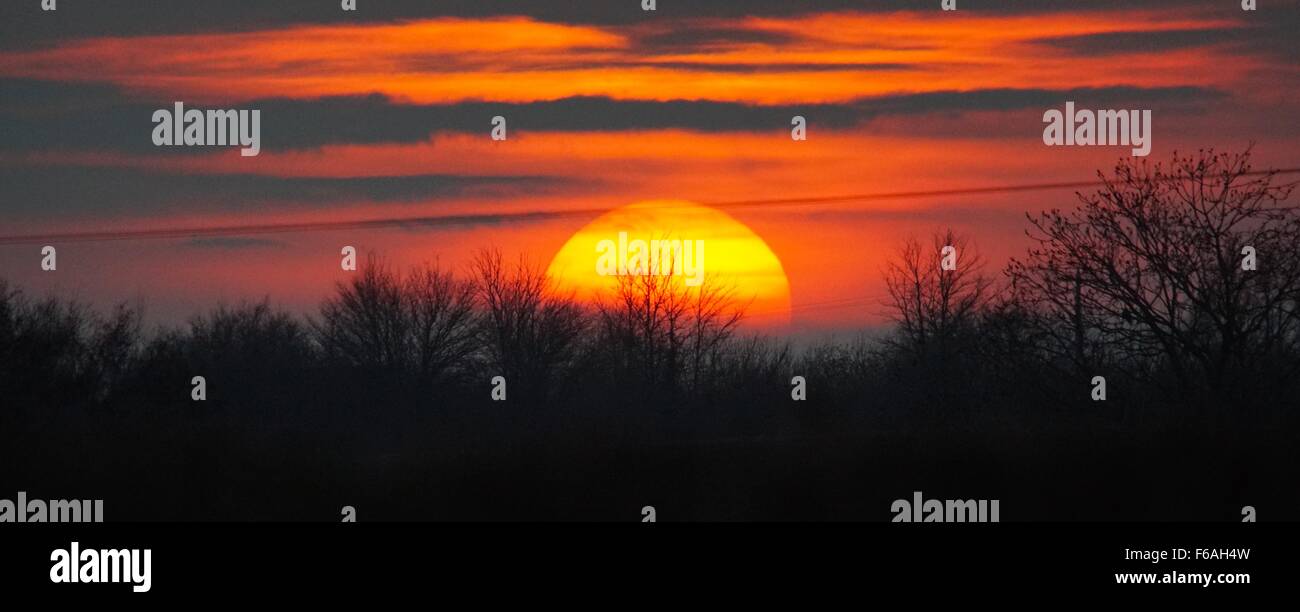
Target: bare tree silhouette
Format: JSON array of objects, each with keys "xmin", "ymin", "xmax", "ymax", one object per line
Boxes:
[
  {"xmin": 883, "ymin": 228, "xmax": 992, "ymax": 363},
  {"xmin": 0, "ymin": 281, "xmax": 142, "ymax": 419},
  {"xmin": 1007, "ymin": 149, "xmax": 1300, "ymax": 408},
  {"xmin": 315, "ymin": 255, "xmax": 408, "ymax": 372},
  {"xmin": 595, "ymin": 268, "xmax": 745, "ymax": 400},
  {"xmin": 404, "ymin": 261, "xmax": 478, "ymax": 384},
  {"xmin": 470, "ymin": 248, "xmax": 587, "ymax": 404},
  {"xmin": 314, "ymin": 254, "xmax": 477, "ymax": 387},
  {"xmin": 186, "ymin": 301, "xmax": 316, "ymax": 410}
]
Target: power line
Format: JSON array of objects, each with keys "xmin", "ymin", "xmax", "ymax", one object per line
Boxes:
[{"xmin": 2, "ymin": 168, "xmax": 1297, "ymax": 245}]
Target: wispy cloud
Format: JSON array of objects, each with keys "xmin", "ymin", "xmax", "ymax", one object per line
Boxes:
[{"xmin": 0, "ymin": 11, "xmax": 1258, "ymax": 104}]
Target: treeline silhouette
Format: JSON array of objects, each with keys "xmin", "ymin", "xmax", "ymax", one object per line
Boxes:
[{"xmin": 2, "ymin": 149, "xmax": 1297, "ymax": 520}]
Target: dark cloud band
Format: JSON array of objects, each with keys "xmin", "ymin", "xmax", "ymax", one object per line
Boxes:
[{"xmin": 0, "ymin": 79, "xmax": 1225, "ymax": 153}]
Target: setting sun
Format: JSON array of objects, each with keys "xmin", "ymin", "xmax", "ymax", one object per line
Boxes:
[{"xmin": 546, "ymin": 200, "xmax": 791, "ymax": 325}]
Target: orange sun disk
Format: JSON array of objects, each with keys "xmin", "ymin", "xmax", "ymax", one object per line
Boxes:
[{"xmin": 545, "ymin": 200, "xmax": 792, "ymax": 327}]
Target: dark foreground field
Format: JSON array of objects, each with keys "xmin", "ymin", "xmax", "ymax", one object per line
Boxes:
[{"xmin": 5, "ymin": 380, "xmax": 1294, "ymax": 521}]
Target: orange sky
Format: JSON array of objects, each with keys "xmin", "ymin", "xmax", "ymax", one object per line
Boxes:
[{"xmin": 1, "ymin": 4, "xmax": 1296, "ymax": 337}]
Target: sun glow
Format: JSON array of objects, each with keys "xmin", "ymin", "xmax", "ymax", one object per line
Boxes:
[{"xmin": 546, "ymin": 200, "xmax": 791, "ymax": 326}]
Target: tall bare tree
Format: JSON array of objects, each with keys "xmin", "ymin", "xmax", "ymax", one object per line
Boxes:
[
  {"xmin": 595, "ymin": 267, "xmax": 744, "ymax": 397},
  {"xmin": 405, "ymin": 263, "xmax": 479, "ymax": 383},
  {"xmin": 315, "ymin": 255, "xmax": 408, "ymax": 371},
  {"xmin": 883, "ymin": 229, "xmax": 992, "ymax": 361},
  {"xmin": 314, "ymin": 254, "xmax": 477, "ymax": 385},
  {"xmin": 470, "ymin": 248, "xmax": 587, "ymax": 403},
  {"xmin": 1006, "ymin": 149, "xmax": 1300, "ymax": 404}
]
